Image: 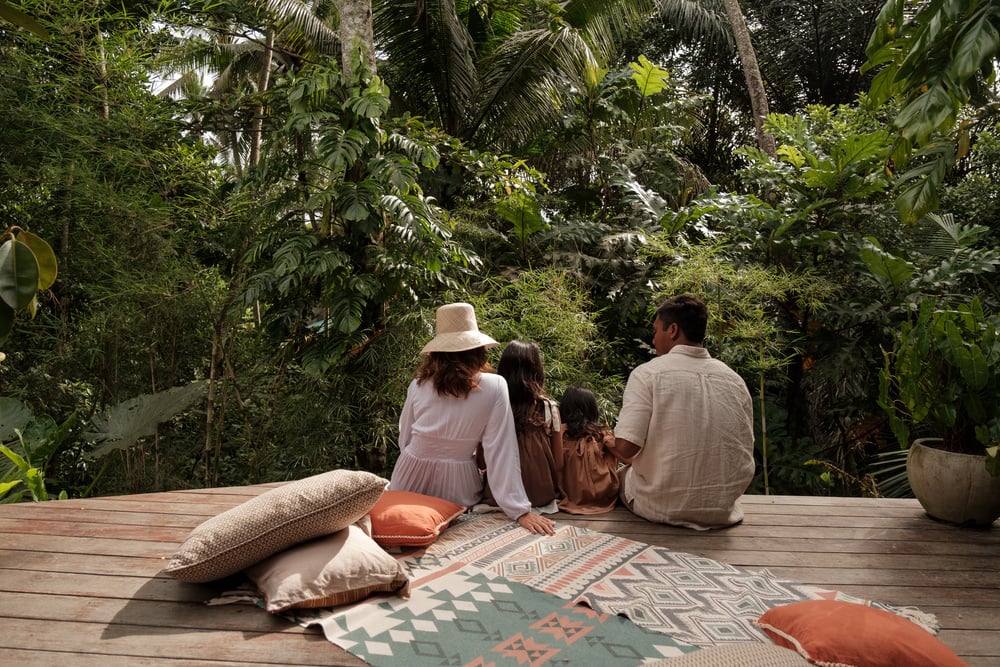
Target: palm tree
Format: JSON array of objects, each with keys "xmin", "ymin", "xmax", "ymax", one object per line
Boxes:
[
  {"xmin": 373, "ymin": 0, "xmax": 726, "ymax": 152},
  {"xmin": 721, "ymin": 0, "xmax": 774, "ymax": 157},
  {"xmin": 157, "ymin": 1, "xmax": 342, "ymax": 170}
]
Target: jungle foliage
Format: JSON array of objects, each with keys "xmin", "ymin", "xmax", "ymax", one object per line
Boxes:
[{"xmin": 1, "ymin": 0, "xmax": 998, "ymax": 501}]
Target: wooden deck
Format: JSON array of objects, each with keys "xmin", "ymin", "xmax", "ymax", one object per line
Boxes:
[{"xmin": 2, "ymin": 486, "xmax": 997, "ymax": 666}]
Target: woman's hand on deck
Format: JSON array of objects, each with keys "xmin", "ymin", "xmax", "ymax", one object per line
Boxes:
[{"xmin": 517, "ymin": 512, "xmax": 555, "ymax": 535}]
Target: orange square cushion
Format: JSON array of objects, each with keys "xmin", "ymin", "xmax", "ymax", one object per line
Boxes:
[
  {"xmin": 755, "ymin": 600, "xmax": 967, "ymax": 667},
  {"xmin": 369, "ymin": 490, "xmax": 465, "ymax": 546}
]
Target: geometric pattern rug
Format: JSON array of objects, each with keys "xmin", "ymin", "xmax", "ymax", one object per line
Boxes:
[
  {"xmin": 289, "ymin": 557, "xmax": 697, "ymax": 665},
  {"xmin": 214, "ymin": 512, "xmax": 939, "ymax": 663},
  {"xmin": 419, "ymin": 513, "xmax": 939, "ymax": 648}
]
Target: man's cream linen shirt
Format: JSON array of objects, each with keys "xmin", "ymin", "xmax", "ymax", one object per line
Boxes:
[{"xmin": 614, "ymin": 345, "xmax": 755, "ymax": 530}]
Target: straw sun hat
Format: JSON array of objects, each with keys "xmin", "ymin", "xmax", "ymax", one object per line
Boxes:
[{"xmin": 420, "ymin": 302, "xmax": 498, "ymax": 354}]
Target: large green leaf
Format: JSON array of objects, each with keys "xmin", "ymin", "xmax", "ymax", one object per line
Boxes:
[
  {"xmin": 629, "ymin": 55, "xmax": 670, "ymax": 97},
  {"xmin": 948, "ymin": 8, "xmax": 1000, "ymax": 81},
  {"xmin": 0, "ymin": 1, "xmax": 50, "ymax": 39},
  {"xmin": 496, "ymin": 193, "xmax": 545, "ymax": 240},
  {"xmin": 858, "ymin": 239, "xmax": 914, "ymax": 291},
  {"xmin": 0, "ymin": 299, "xmax": 12, "ymax": 341},
  {"xmin": 25, "ymin": 467, "xmax": 47, "ymax": 501},
  {"xmin": 83, "ymin": 382, "xmax": 208, "ymax": 459},
  {"xmin": 16, "ymin": 231, "xmax": 57, "ymax": 290},
  {"xmin": 0, "ymin": 443, "xmax": 29, "ymax": 473},
  {"xmin": 0, "ymin": 238, "xmax": 39, "ymax": 310},
  {"xmin": 0, "ymin": 397, "xmax": 33, "ymax": 442},
  {"xmin": 335, "ymin": 182, "xmax": 378, "ymax": 222},
  {"xmin": 895, "ymin": 83, "xmax": 956, "ymax": 145},
  {"xmin": 0, "ymin": 480, "xmax": 22, "ymax": 501}
]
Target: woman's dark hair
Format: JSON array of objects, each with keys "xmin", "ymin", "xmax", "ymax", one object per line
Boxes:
[
  {"xmin": 496, "ymin": 340, "xmax": 546, "ymax": 431},
  {"xmin": 417, "ymin": 347, "xmax": 490, "ymax": 398},
  {"xmin": 560, "ymin": 386, "xmax": 604, "ymax": 439}
]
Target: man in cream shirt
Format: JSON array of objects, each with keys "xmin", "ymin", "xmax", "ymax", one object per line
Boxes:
[{"xmin": 609, "ymin": 294, "xmax": 755, "ymax": 530}]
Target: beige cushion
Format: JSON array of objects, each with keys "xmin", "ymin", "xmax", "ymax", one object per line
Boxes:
[
  {"xmin": 246, "ymin": 524, "xmax": 411, "ymax": 613},
  {"xmin": 165, "ymin": 470, "xmax": 387, "ymax": 582},
  {"xmin": 644, "ymin": 643, "xmax": 812, "ymax": 666}
]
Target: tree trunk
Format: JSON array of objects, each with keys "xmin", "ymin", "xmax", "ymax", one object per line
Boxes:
[
  {"xmin": 248, "ymin": 28, "xmax": 274, "ymax": 168},
  {"xmin": 338, "ymin": 0, "xmax": 376, "ymax": 77},
  {"xmin": 721, "ymin": 0, "xmax": 776, "ymax": 158}
]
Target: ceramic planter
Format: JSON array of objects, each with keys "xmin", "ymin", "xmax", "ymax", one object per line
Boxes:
[{"xmin": 907, "ymin": 438, "xmax": 1000, "ymax": 527}]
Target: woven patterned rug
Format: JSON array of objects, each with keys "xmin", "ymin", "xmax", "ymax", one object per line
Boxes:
[
  {"xmin": 420, "ymin": 514, "xmax": 938, "ymax": 648},
  {"xmin": 289, "ymin": 555, "xmax": 695, "ymax": 665},
  {"xmin": 216, "ymin": 512, "xmax": 938, "ymax": 663}
]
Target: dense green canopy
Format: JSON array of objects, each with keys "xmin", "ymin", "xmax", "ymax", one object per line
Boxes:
[{"xmin": 1, "ymin": 0, "xmax": 998, "ymax": 502}]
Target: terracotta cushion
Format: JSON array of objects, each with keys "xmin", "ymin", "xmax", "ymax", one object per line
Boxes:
[
  {"xmin": 369, "ymin": 489, "xmax": 465, "ymax": 547},
  {"xmin": 755, "ymin": 600, "xmax": 967, "ymax": 667}
]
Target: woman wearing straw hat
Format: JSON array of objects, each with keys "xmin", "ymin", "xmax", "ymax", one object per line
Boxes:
[{"xmin": 388, "ymin": 303, "xmax": 555, "ymax": 535}]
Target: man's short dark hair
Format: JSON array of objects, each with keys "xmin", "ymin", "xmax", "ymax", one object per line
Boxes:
[{"xmin": 656, "ymin": 294, "xmax": 708, "ymax": 343}]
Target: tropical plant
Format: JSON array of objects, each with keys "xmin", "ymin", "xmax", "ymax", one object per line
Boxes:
[
  {"xmin": 858, "ymin": 213, "xmax": 1000, "ymax": 327},
  {"xmin": 878, "ymin": 297, "xmax": 1000, "ymax": 476},
  {"xmin": 746, "ymin": 0, "xmax": 883, "ymax": 109},
  {"xmin": 0, "ymin": 226, "xmax": 58, "ymax": 344},
  {"xmin": 856, "ymin": 210, "xmax": 1000, "ymax": 496},
  {"xmin": 645, "ymin": 238, "xmax": 838, "ymax": 495},
  {"xmin": 471, "ymin": 268, "xmax": 616, "ymax": 396},
  {"xmin": 863, "ymin": 0, "xmax": 1000, "ymax": 223},
  {"xmin": 240, "ymin": 63, "xmax": 477, "ymax": 375},
  {"xmin": 0, "ymin": 397, "xmax": 75, "ymax": 502},
  {"xmin": 374, "ymin": 0, "xmax": 724, "ymax": 153},
  {"xmin": 156, "ymin": 0, "xmax": 344, "ymax": 173},
  {"xmin": 662, "ymin": 104, "xmax": 904, "ymax": 495}
]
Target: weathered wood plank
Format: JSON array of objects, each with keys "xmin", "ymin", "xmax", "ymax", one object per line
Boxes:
[
  {"xmin": 1, "ymin": 489, "xmax": 996, "ymax": 666},
  {"xmin": 0, "ymin": 549, "xmax": 168, "ymax": 576},
  {"xmin": 3, "ymin": 532, "xmax": 178, "ymax": 558},
  {"xmin": 6, "ymin": 590, "xmax": 292, "ymax": 634},
  {"xmin": 0, "ymin": 649, "xmax": 336, "ymax": 667},
  {"xmin": 0, "ymin": 617, "xmax": 362, "ymax": 666},
  {"xmin": 1, "ymin": 517, "xmax": 195, "ymax": 541},
  {"xmin": 0, "ymin": 569, "xmax": 225, "ymax": 602}
]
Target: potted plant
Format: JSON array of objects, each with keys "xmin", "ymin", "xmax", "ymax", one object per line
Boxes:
[{"xmin": 878, "ymin": 297, "xmax": 1000, "ymax": 527}]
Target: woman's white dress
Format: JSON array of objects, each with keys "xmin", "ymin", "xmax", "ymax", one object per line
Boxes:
[{"xmin": 388, "ymin": 372, "xmax": 531, "ymax": 521}]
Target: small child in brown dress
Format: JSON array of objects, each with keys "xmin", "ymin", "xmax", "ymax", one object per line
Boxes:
[{"xmin": 557, "ymin": 386, "xmax": 620, "ymax": 514}]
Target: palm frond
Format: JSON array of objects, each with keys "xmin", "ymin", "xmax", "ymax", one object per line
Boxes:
[
  {"xmin": 913, "ymin": 212, "xmax": 992, "ymax": 257},
  {"xmin": 655, "ymin": 0, "xmax": 731, "ymax": 46},
  {"xmin": 261, "ymin": 0, "xmax": 340, "ymax": 56},
  {"xmin": 471, "ymin": 27, "xmax": 593, "ymax": 150},
  {"xmin": 156, "ymin": 69, "xmax": 205, "ymax": 99},
  {"xmin": 374, "ymin": 0, "xmax": 478, "ymax": 134},
  {"xmin": 563, "ymin": 0, "xmax": 659, "ymax": 61}
]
